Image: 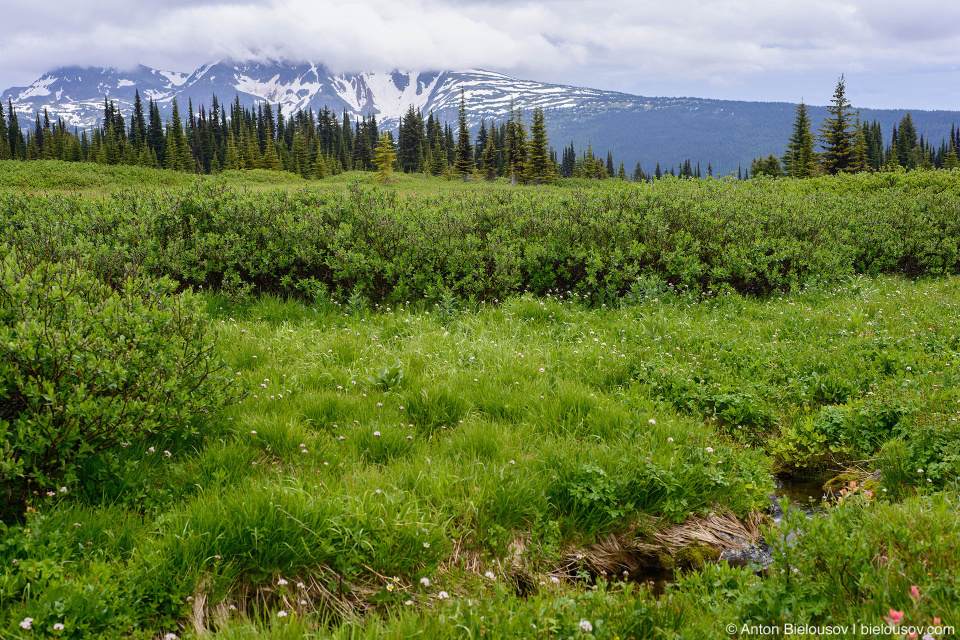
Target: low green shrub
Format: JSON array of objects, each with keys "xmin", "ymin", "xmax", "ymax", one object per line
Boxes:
[{"xmin": 0, "ymin": 248, "xmax": 241, "ymax": 518}]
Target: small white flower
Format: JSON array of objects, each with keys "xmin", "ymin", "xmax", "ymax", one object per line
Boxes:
[
  {"xmin": 667, "ymin": 437, "xmax": 674, "ymax": 442},
  {"xmin": 59, "ymin": 486, "xmax": 67, "ymax": 493},
  {"xmin": 147, "ymin": 447, "xmax": 155, "ymax": 454},
  {"xmin": 706, "ymin": 447, "xmax": 714, "ymax": 453},
  {"xmin": 277, "ymin": 610, "xmax": 288, "ymax": 617},
  {"xmin": 278, "ymin": 578, "xmax": 288, "ymax": 586},
  {"xmin": 163, "ymin": 634, "xmax": 179, "ymax": 640},
  {"xmin": 297, "ymin": 582, "xmax": 305, "ymax": 588},
  {"xmin": 550, "ymin": 576, "xmax": 560, "ymax": 584},
  {"xmin": 374, "ymin": 431, "xmax": 381, "ymax": 437},
  {"xmin": 405, "ymin": 599, "xmax": 414, "ymax": 605},
  {"xmin": 164, "ymin": 450, "xmax": 172, "ymax": 458},
  {"xmin": 437, "ymin": 590, "xmax": 449, "ymax": 599},
  {"xmin": 386, "ymin": 583, "xmax": 395, "ymax": 592},
  {"xmin": 918, "ymin": 468, "xmax": 924, "ymax": 473},
  {"xmin": 251, "ymin": 430, "xmax": 257, "ymax": 434},
  {"xmin": 649, "ymin": 418, "xmax": 656, "ymax": 425},
  {"xmin": 485, "ymin": 571, "xmax": 496, "ymax": 580},
  {"xmin": 420, "ymin": 577, "xmax": 430, "ymax": 587},
  {"xmin": 54, "ymin": 623, "xmax": 66, "ymax": 631},
  {"xmin": 423, "ymin": 542, "xmax": 430, "ymax": 548},
  {"xmin": 20, "ymin": 617, "xmax": 34, "ymax": 630},
  {"xmin": 579, "ymin": 619, "xmax": 593, "ymax": 633},
  {"xmin": 47, "ymin": 491, "xmax": 56, "ymax": 497}
]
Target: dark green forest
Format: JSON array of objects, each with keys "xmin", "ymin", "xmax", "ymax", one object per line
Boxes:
[{"xmin": 2, "ymin": 75, "xmax": 959, "ymax": 184}]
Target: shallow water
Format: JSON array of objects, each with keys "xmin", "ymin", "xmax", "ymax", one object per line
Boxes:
[{"xmin": 772, "ymin": 476, "xmax": 827, "ymax": 517}]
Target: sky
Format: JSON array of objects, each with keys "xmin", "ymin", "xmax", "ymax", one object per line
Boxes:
[{"xmin": 2, "ymin": 0, "xmax": 959, "ymax": 111}]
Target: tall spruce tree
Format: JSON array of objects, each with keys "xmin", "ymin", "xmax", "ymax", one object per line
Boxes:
[
  {"xmin": 453, "ymin": 90, "xmax": 474, "ymax": 179},
  {"xmin": 523, "ymin": 107, "xmax": 553, "ymax": 184},
  {"xmin": 896, "ymin": 112, "xmax": 919, "ymax": 169},
  {"xmin": 8, "ymin": 100, "xmax": 26, "ymax": 159},
  {"xmin": 0, "ymin": 106, "xmax": 9, "ymax": 160},
  {"xmin": 782, "ymin": 101, "xmax": 815, "ymax": 178},
  {"xmin": 818, "ymin": 75, "xmax": 855, "ymax": 175}
]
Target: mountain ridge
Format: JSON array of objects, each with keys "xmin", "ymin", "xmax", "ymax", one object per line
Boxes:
[{"xmin": 3, "ymin": 60, "xmax": 959, "ymax": 175}]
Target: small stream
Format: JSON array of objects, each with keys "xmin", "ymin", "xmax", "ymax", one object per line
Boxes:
[
  {"xmin": 720, "ymin": 475, "xmax": 825, "ymax": 570},
  {"xmin": 618, "ymin": 475, "xmax": 828, "ymax": 593}
]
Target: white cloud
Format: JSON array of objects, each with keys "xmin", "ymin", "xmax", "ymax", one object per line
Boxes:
[{"xmin": 1, "ymin": 0, "xmax": 959, "ymax": 109}]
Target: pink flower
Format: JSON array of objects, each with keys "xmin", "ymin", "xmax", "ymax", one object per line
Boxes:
[
  {"xmin": 910, "ymin": 585, "xmax": 920, "ymax": 599},
  {"xmin": 884, "ymin": 609, "xmax": 904, "ymax": 626}
]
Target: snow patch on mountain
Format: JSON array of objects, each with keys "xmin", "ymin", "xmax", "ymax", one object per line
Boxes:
[{"xmin": 0, "ymin": 59, "xmax": 646, "ymax": 131}]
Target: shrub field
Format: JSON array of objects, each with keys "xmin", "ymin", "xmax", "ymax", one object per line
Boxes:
[{"xmin": 2, "ymin": 163, "xmax": 959, "ymax": 638}]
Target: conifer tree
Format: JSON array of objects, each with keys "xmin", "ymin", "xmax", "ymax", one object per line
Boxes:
[
  {"xmin": 475, "ymin": 118, "xmax": 488, "ymax": 168},
  {"xmin": 0, "ymin": 106, "xmax": 9, "ymax": 161},
  {"xmin": 428, "ymin": 125, "xmax": 447, "ymax": 175},
  {"xmin": 374, "ymin": 132, "xmax": 397, "ymax": 183},
  {"xmin": 224, "ymin": 131, "xmax": 239, "ymax": 169},
  {"xmin": 147, "ymin": 99, "xmax": 165, "ymax": 167},
  {"xmin": 523, "ymin": 107, "xmax": 553, "ymax": 184},
  {"xmin": 453, "ymin": 91, "xmax": 474, "ymax": 179},
  {"xmin": 896, "ymin": 112, "xmax": 919, "ymax": 169},
  {"xmin": 782, "ymin": 101, "xmax": 815, "ymax": 178},
  {"xmin": 850, "ymin": 113, "xmax": 869, "ymax": 173},
  {"xmin": 482, "ymin": 137, "xmax": 497, "ymax": 181},
  {"xmin": 818, "ymin": 75, "xmax": 855, "ymax": 175}
]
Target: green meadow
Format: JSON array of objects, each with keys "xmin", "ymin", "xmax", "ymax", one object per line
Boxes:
[{"xmin": 2, "ymin": 162, "xmax": 959, "ymax": 639}]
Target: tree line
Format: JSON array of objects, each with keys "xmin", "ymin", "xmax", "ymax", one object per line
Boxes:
[
  {"xmin": 0, "ymin": 90, "xmax": 661, "ymax": 185},
  {"xmin": 751, "ymin": 75, "xmax": 960, "ymax": 178}
]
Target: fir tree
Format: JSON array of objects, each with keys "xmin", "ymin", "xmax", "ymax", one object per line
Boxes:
[
  {"xmin": 482, "ymin": 136, "xmax": 497, "ymax": 181},
  {"xmin": 374, "ymin": 132, "xmax": 397, "ymax": 183},
  {"xmin": 896, "ymin": 112, "xmax": 919, "ymax": 169},
  {"xmin": 782, "ymin": 101, "xmax": 815, "ymax": 178},
  {"xmin": 818, "ymin": 75, "xmax": 856, "ymax": 175},
  {"xmin": 523, "ymin": 107, "xmax": 553, "ymax": 184},
  {"xmin": 453, "ymin": 91, "xmax": 474, "ymax": 179},
  {"xmin": 8, "ymin": 100, "xmax": 26, "ymax": 159},
  {"xmin": 0, "ymin": 106, "xmax": 9, "ymax": 161},
  {"xmin": 850, "ymin": 113, "xmax": 869, "ymax": 173}
]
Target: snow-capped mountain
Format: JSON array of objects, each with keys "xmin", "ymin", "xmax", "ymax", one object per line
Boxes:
[
  {"xmin": 3, "ymin": 60, "xmax": 958, "ymax": 175},
  {"xmin": 0, "ymin": 60, "xmax": 640, "ymax": 131}
]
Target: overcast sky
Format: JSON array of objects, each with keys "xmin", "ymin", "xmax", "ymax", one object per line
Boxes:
[{"xmin": 2, "ymin": 0, "xmax": 959, "ymax": 111}]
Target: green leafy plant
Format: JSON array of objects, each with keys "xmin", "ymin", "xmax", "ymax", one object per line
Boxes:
[{"xmin": 0, "ymin": 249, "xmax": 241, "ymax": 518}]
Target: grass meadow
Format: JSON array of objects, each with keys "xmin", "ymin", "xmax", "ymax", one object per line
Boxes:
[{"xmin": 2, "ymin": 162, "xmax": 960, "ymax": 639}]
